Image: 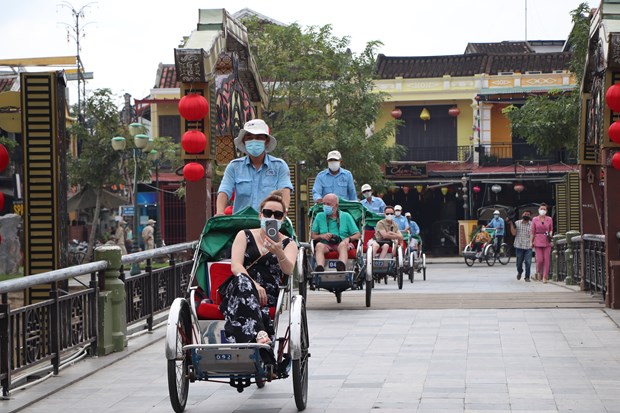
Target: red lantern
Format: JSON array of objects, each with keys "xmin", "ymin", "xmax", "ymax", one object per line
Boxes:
[
  {"xmin": 472, "ymin": 186, "xmax": 481, "ymax": 193},
  {"xmin": 607, "ymin": 84, "xmax": 620, "ymax": 112},
  {"xmin": 181, "ymin": 130, "xmax": 207, "ymax": 153},
  {"xmin": 178, "ymin": 93, "xmax": 209, "ymax": 121},
  {"xmin": 612, "ymin": 152, "xmax": 620, "ymax": 170},
  {"xmin": 610, "ymin": 121, "xmax": 620, "ymax": 144},
  {"xmin": 183, "ymin": 162, "xmax": 205, "ymax": 182},
  {"xmin": 0, "ymin": 144, "xmax": 8, "ymax": 173},
  {"xmin": 391, "ymin": 108, "xmax": 402, "ymax": 119},
  {"xmin": 448, "ymin": 106, "xmax": 461, "ymax": 117},
  {"xmin": 0, "ymin": 192, "xmax": 4, "ymax": 212},
  {"xmin": 514, "ymin": 183, "xmax": 525, "ymax": 193}
]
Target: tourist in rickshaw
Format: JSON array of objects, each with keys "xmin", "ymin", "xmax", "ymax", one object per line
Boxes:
[
  {"xmin": 370, "ymin": 205, "xmax": 404, "ymax": 259},
  {"xmin": 360, "ymin": 183, "xmax": 386, "ymax": 214},
  {"xmin": 216, "ymin": 119, "xmax": 293, "ymax": 215},
  {"xmin": 472, "ymin": 224, "xmax": 492, "ymax": 258},
  {"xmin": 310, "ymin": 193, "xmax": 361, "ymax": 272},
  {"xmin": 220, "ymin": 190, "xmax": 298, "ymax": 346},
  {"xmin": 393, "ymin": 205, "xmax": 410, "ymax": 233}
]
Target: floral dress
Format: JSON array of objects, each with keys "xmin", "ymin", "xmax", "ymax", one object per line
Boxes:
[{"xmin": 219, "ymin": 229, "xmax": 292, "ymax": 343}]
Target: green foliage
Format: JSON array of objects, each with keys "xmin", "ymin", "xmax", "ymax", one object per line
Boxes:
[
  {"xmin": 502, "ymin": 3, "xmax": 590, "ymax": 158},
  {"xmin": 503, "ymin": 91, "xmax": 579, "ymax": 156},
  {"xmin": 243, "ymin": 19, "xmax": 404, "ymax": 194}
]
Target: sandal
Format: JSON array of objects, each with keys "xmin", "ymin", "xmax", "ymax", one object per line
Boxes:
[{"xmin": 256, "ymin": 330, "xmax": 272, "ymax": 345}]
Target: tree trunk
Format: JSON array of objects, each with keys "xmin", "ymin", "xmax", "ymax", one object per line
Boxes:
[{"xmin": 84, "ymin": 187, "xmax": 102, "ymax": 262}]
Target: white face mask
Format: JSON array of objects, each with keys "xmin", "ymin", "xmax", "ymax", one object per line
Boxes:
[
  {"xmin": 385, "ymin": 213, "xmax": 394, "ymax": 221},
  {"xmin": 539, "ymin": 209, "xmax": 547, "ymax": 216},
  {"xmin": 328, "ymin": 161, "xmax": 340, "ymax": 172},
  {"xmin": 395, "ymin": 211, "xmax": 401, "ymax": 217},
  {"xmin": 363, "ymin": 191, "xmax": 372, "ymax": 199}
]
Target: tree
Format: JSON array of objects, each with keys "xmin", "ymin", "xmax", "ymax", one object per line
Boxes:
[
  {"xmin": 503, "ymin": 3, "xmax": 590, "ymax": 159},
  {"xmin": 68, "ymin": 88, "xmax": 150, "ymax": 261},
  {"xmin": 243, "ymin": 19, "xmax": 404, "ymax": 193}
]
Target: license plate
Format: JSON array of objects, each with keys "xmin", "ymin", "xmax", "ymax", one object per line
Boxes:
[
  {"xmin": 327, "ymin": 261, "xmax": 337, "ymax": 269},
  {"xmin": 374, "ymin": 261, "xmax": 384, "ymax": 267},
  {"xmin": 215, "ymin": 354, "xmax": 232, "ymax": 361}
]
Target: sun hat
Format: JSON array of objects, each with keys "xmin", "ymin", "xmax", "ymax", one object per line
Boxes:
[
  {"xmin": 147, "ymin": 219, "xmax": 156, "ymax": 225},
  {"xmin": 405, "ymin": 212, "xmax": 411, "ymax": 217},
  {"xmin": 234, "ymin": 119, "xmax": 277, "ymax": 154},
  {"xmin": 361, "ymin": 184, "xmax": 372, "ymax": 192},
  {"xmin": 394, "ymin": 205, "xmax": 402, "ymax": 211},
  {"xmin": 493, "ymin": 210, "xmax": 500, "ymax": 215},
  {"xmin": 327, "ymin": 150, "xmax": 342, "ymax": 160}
]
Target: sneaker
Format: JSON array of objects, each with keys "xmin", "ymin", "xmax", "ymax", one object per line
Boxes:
[
  {"xmin": 517, "ymin": 273, "xmax": 522, "ymax": 280},
  {"xmin": 525, "ymin": 277, "xmax": 530, "ymax": 282},
  {"xmin": 315, "ymin": 265, "xmax": 324, "ymax": 272},
  {"xmin": 336, "ymin": 261, "xmax": 346, "ymax": 271}
]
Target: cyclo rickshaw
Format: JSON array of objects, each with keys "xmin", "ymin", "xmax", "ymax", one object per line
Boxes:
[
  {"xmin": 362, "ymin": 211, "xmax": 406, "ymax": 289},
  {"xmin": 406, "ymin": 233, "xmax": 427, "ymax": 282},
  {"xmin": 165, "ymin": 208, "xmax": 309, "ymax": 412},
  {"xmin": 297, "ymin": 199, "xmax": 373, "ymax": 307}
]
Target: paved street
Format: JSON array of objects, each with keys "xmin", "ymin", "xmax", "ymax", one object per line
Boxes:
[{"xmin": 7, "ymin": 262, "xmax": 620, "ymax": 413}]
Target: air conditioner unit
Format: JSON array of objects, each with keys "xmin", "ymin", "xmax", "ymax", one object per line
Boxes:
[
  {"xmin": 526, "ymin": 71, "xmax": 542, "ymax": 75},
  {"xmin": 498, "ymin": 71, "xmax": 514, "ymax": 76},
  {"xmin": 552, "ymin": 70, "xmax": 566, "ymax": 74}
]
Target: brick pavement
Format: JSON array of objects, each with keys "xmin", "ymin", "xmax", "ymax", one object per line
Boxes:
[{"xmin": 5, "ymin": 262, "xmax": 620, "ymax": 413}]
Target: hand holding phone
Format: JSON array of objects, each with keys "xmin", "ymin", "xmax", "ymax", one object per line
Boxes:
[{"xmin": 264, "ymin": 219, "xmax": 280, "ymax": 242}]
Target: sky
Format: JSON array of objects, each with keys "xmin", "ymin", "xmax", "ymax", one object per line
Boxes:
[{"xmin": 0, "ymin": 0, "xmax": 599, "ymax": 108}]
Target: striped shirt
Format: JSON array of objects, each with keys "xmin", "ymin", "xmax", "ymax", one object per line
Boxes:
[{"xmin": 513, "ymin": 219, "xmax": 532, "ymax": 249}]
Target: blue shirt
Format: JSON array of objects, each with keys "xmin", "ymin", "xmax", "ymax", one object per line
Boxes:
[
  {"xmin": 218, "ymin": 154, "xmax": 293, "ymax": 213},
  {"xmin": 487, "ymin": 216, "xmax": 505, "ymax": 236},
  {"xmin": 408, "ymin": 220, "xmax": 420, "ymax": 235},
  {"xmin": 312, "ymin": 168, "xmax": 357, "ymax": 202},
  {"xmin": 360, "ymin": 196, "xmax": 386, "ymax": 214},
  {"xmin": 393, "ymin": 215, "xmax": 410, "ymax": 232}
]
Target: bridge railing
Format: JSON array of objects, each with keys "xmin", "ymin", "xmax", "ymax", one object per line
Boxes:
[
  {"xmin": 552, "ymin": 233, "xmax": 606, "ymax": 296},
  {"xmin": 0, "ymin": 242, "xmax": 196, "ymax": 397}
]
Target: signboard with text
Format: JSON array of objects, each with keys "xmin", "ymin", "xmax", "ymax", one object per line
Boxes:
[{"xmin": 385, "ymin": 163, "xmax": 428, "ymax": 179}]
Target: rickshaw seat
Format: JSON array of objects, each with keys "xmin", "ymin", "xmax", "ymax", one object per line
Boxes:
[
  {"xmin": 196, "ymin": 261, "xmax": 276, "ymax": 321},
  {"xmin": 362, "ymin": 229, "xmax": 375, "ymax": 253}
]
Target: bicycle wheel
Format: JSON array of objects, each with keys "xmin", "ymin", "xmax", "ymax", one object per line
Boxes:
[
  {"xmin": 484, "ymin": 245, "xmax": 496, "ymax": 266},
  {"xmin": 463, "ymin": 245, "xmax": 475, "ymax": 267},
  {"xmin": 498, "ymin": 243, "xmax": 511, "ymax": 265}
]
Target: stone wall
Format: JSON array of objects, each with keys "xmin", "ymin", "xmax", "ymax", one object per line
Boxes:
[{"xmin": 0, "ymin": 213, "xmax": 21, "ymax": 275}]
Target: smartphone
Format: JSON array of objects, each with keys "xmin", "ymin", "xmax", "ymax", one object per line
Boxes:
[{"xmin": 264, "ymin": 219, "xmax": 280, "ymax": 242}]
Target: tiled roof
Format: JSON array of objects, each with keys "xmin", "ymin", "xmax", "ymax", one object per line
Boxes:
[
  {"xmin": 154, "ymin": 64, "xmax": 180, "ymax": 89},
  {"xmin": 465, "ymin": 41, "xmax": 532, "ymax": 54},
  {"xmin": 376, "ymin": 52, "xmax": 572, "ymax": 79},
  {"xmin": 0, "ymin": 77, "xmax": 15, "ymax": 92}
]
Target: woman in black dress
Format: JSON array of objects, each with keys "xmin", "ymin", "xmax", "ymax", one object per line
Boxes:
[{"xmin": 219, "ymin": 190, "xmax": 298, "ymax": 344}]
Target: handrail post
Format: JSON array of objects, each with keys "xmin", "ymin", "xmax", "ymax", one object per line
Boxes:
[
  {"xmin": 565, "ymin": 231, "xmax": 580, "ymax": 285},
  {"xmin": 95, "ymin": 246, "xmax": 127, "ymax": 355},
  {"xmin": 0, "ymin": 293, "xmax": 10, "ymax": 397},
  {"xmin": 551, "ymin": 235, "xmax": 562, "ymax": 281},
  {"xmin": 146, "ymin": 258, "xmax": 153, "ymax": 331}
]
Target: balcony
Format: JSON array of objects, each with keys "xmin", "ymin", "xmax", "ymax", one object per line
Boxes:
[{"xmin": 404, "ymin": 145, "xmax": 474, "ymax": 162}]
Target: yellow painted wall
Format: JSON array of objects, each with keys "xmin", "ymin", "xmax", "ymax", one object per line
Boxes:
[{"xmin": 490, "ymin": 104, "xmax": 512, "ymax": 144}]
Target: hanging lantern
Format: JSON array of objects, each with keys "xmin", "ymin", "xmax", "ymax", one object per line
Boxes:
[
  {"xmin": 448, "ymin": 106, "xmax": 460, "ymax": 117},
  {"xmin": 612, "ymin": 152, "xmax": 620, "ymax": 170},
  {"xmin": 606, "ymin": 84, "xmax": 620, "ymax": 112},
  {"xmin": 472, "ymin": 186, "xmax": 481, "ymax": 194},
  {"xmin": 391, "ymin": 108, "xmax": 402, "ymax": 119},
  {"xmin": 178, "ymin": 93, "xmax": 209, "ymax": 121},
  {"xmin": 183, "ymin": 162, "xmax": 205, "ymax": 182},
  {"xmin": 0, "ymin": 192, "xmax": 4, "ymax": 212},
  {"xmin": 181, "ymin": 130, "xmax": 207, "ymax": 153},
  {"xmin": 441, "ymin": 186, "xmax": 448, "ymax": 203},
  {"xmin": 491, "ymin": 184, "xmax": 502, "ymax": 194},
  {"xmin": 415, "ymin": 184, "xmax": 424, "ymax": 200},
  {"xmin": 420, "ymin": 108, "xmax": 430, "ymax": 131},
  {"xmin": 0, "ymin": 144, "xmax": 9, "ymax": 173},
  {"xmin": 609, "ymin": 121, "xmax": 620, "ymax": 144},
  {"xmin": 514, "ymin": 183, "xmax": 525, "ymax": 199}
]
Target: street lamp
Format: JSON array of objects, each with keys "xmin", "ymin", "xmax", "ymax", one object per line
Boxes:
[
  {"xmin": 112, "ymin": 124, "xmax": 152, "ymax": 275},
  {"xmin": 149, "ymin": 149, "xmax": 162, "ymax": 248}
]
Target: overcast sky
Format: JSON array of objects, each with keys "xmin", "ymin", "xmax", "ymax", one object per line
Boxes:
[{"xmin": 1, "ymin": 0, "xmax": 598, "ymax": 107}]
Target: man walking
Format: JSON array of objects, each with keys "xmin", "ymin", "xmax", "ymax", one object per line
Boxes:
[{"xmin": 507, "ymin": 211, "xmax": 533, "ymax": 282}]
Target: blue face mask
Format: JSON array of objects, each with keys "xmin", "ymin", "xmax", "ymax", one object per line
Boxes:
[
  {"xmin": 323, "ymin": 205, "xmax": 333, "ymax": 215},
  {"xmin": 245, "ymin": 139, "xmax": 266, "ymax": 157}
]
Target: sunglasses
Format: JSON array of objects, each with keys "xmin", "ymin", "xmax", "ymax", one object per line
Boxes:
[{"xmin": 262, "ymin": 208, "xmax": 285, "ymax": 220}]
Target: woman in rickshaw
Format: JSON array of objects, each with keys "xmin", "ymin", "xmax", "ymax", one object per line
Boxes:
[
  {"xmin": 219, "ymin": 190, "xmax": 299, "ymax": 346},
  {"xmin": 472, "ymin": 224, "xmax": 492, "ymax": 258}
]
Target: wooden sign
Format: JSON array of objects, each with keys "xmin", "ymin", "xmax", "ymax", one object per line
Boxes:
[{"xmin": 385, "ymin": 163, "xmax": 428, "ymax": 179}]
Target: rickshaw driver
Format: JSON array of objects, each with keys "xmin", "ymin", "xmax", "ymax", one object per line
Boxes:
[
  {"xmin": 486, "ymin": 209, "xmax": 505, "ymax": 255},
  {"xmin": 371, "ymin": 205, "xmax": 404, "ymax": 259},
  {"xmin": 311, "ymin": 193, "xmax": 361, "ymax": 272},
  {"xmin": 216, "ymin": 119, "xmax": 293, "ymax": 215}
]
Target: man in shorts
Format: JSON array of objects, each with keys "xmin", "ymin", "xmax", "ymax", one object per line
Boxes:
[{"xmin": 371, "ymin": 205, "xmax": 404, "ymax": 259}]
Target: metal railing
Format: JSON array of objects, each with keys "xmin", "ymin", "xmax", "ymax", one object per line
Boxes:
[
  {"xmin": 0, "ymin": 242, "xmax": 196, "ymax": 397},
  {"xmin": 478, "ymin": 143, "xmax": 576, "ymax": 166},
  {"xmin": 553, "ymin": 233, "xmax": 605, "ymax": 296},
  {"xmin": 403, "ymin": 145, "xmax": 473, "ymax": 162}
]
